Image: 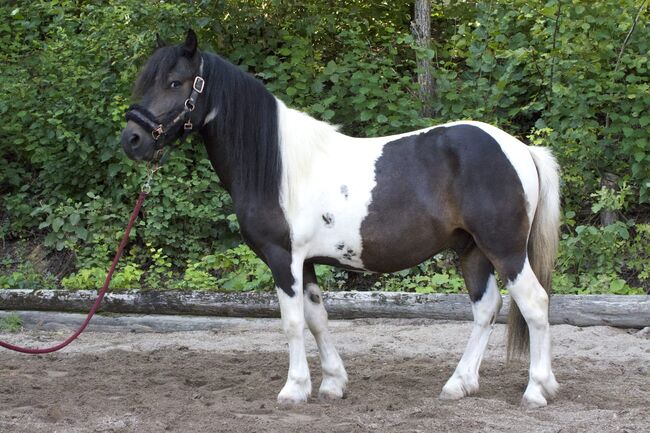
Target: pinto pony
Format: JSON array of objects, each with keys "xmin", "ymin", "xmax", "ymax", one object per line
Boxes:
[{"xmin": 121, "ymin": 30, "xmax": 561, "ymax": 408}]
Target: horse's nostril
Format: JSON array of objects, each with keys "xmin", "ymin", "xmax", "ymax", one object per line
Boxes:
[{"xmin": 129, "ymin": 133, "xmax": 141, "ymax": 147}]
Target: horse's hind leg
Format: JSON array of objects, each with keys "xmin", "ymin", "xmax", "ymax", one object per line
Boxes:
[
  {"xmin": 502, "ymin": 259, "xmax": 558, "ymax": 408},
  {"xmin": 440, "ymin": 245, "xmax": 502, "ymax": 400},
  {"xmin": 303, "ymin": 263, "xmax": 348, "ymax": 399}
]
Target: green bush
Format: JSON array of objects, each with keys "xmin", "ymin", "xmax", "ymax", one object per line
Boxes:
[
  {"xmin": 1, "ymin": 0, "xmax": 648, "ymax": 295},
  {"xmin": 0, "ymin": 262, "xmax": 57, "ymax": 290},
  {"xmin": 61, "ymin": 263, "xmax": 143, "ymax": 291}
]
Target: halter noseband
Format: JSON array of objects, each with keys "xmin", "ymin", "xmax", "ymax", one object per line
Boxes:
[{"xmin": 125, "ymin": 57, "xmax": 205, "ymax": 157}]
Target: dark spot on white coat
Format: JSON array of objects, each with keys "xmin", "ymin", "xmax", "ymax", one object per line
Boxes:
[
  {"xmin": 322, "ymin": 213, "xmax": 334, "ymax": 227},
  {"xmin": 309, "ymin": 292, "xmax": 321, "ymax": 304},
  {"xmin": 340, "ymin": 185, "xmax": 349, "ymax": 199}
]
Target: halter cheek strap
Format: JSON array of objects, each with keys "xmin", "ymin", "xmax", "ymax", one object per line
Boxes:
[{"xmin": 125, "ymin": 57, "xmax": 205, "ymax": 151}]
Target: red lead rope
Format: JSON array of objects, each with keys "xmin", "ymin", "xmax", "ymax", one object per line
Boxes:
[{"xmin": 0, "ymin": 191, "xmax": 148, "ymax": 354}]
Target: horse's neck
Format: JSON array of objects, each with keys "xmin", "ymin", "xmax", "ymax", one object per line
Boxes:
[{"xmin": 200, "ymin": 125, "xmax": 280, "ymax": 216}]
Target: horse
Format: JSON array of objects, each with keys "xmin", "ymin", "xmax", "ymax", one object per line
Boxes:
[{"xmin": 121, "ymin": 30, "xmax": 561, "ymax": 408}]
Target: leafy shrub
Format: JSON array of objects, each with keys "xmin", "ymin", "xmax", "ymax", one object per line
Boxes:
[
  {"xmin": 0, "ymin": 262, "xmax": 57, "ymax": 290},
  {"xmin": 1, "ymin": 0, "xmax": 648, "ymax": 295},
  {"xmin": 204, "ymin": 245, "xmax": 274, "ymax": 292},
  {"xmin": 61, "ymin": 263, "xmax": 144, "ymax": 291}
]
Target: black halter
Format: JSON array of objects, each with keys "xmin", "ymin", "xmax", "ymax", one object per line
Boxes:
[{"xmin": 125, "ymin": 57, "xmax": 205, "ymax": 159}]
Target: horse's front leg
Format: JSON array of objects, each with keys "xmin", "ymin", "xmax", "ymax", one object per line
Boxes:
[{"xmin": 267, "ymin": 247, "xmax": 311, "ymax": 404}]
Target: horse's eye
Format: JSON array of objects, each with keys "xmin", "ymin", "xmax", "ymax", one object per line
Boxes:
[{"xmin": 170, "ymin": 80, "xmax": 182, "ymax": 88}]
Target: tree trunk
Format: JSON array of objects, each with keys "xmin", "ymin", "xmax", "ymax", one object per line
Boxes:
[
  {"xmin": 411, "ymin": 0, "xmax": 435, "ymax": 117},
  {"xmin": 600, "ymin": 172, "xmax": 619, "ymax": 226}
]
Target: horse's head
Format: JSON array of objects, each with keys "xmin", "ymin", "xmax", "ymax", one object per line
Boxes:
[{"xmin": 121, "ymin": 29, "xmax": 207, "ymax": 161}]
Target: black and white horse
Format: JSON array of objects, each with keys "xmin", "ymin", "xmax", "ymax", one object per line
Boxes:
[{"xmin": 121, "ymin": 30, "xmax": 561, "ymax": 408}]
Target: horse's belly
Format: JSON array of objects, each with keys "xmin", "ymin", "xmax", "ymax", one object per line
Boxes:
[
  {"xmin": 303, "ymin": 209, "xmax": 451, "ymax": 273},
  {"xmin": 359, "ymin": 218, "xmax": 452, "ymax": 272}
]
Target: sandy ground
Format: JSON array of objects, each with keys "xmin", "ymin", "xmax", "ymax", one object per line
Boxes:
[{"xmin": 1, "ymin": 315, "xmax": 649, "ymax": 433}]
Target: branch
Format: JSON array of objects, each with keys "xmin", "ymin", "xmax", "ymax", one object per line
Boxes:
[
  {"xmin": 613, "ymin": 0, "xmax": 647, "ymax": 74},
  {"xmin": 605, "ymin": 0, "xmax": 647, "ymax": 129},
  {"xmin": 548, "ymin": 0, "xmax": 562, "ymax": 112}
]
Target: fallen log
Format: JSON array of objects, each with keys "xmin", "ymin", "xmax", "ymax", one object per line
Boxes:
[{"xmin": 0, "ymin": 289, "xmax": 648, "ymax": 328}]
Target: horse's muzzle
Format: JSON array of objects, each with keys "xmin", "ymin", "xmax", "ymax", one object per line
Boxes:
[{"xmin": 121, "ymin": 122, "xmax": 156, "ymax": 161}]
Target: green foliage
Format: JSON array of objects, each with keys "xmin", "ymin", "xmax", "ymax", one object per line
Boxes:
[
  {"xmin": 1, "ymin": 0, "xmax": 648, "ymax": 295},
  {"xmin": 172, "ymin": 264, "xmax": 218, "ymax": 291},
  {"xmin": 556, "ymin": 220, "xmax": 649, "ymax": 295},
  {"xmin": 141, "ymin": 244, "xmax": 174, "ymax": 289},
  {"xmin": 0, "ymin": 262, "xmax": 57, "ymax": 290},
  {"xmin": 0, "ymin": 313, "xmax": 23, "ymax": 333},
  {"xmin": 590, "ymin": 182, "xmax": 632, "ymax": 215},
  {"xmin": 202, "ymin": 245, "xmax": 274, "ymax": 292},
  {"xmin": 379, "ymin": 271, "xmax": 466, "ymax": 294},
  {"xmin": 61, "ymin": 263, "xmax": 143, "ymax": 291}
]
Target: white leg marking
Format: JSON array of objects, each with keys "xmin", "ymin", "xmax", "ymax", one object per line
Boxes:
[
  {"xmin": 508, "ymin": 260, "xmax": 558, "ymax": 408},
  {"xmin": 303, "ymin": 283, "xmax": 348, "ymax": 399},
  {"xmin": 277, "ymin": 286, "xmax": 311, "ymax": 404},
  {"xmin": 440, "ymin": 275, "xmax": 502, "ymax": 400}
]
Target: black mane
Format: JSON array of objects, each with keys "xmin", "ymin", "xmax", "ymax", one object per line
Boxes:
[
  {"xmin": 202, "ymin": 53, "xmax": 281, "ymax": 201},
  {"xmin": 133, "ymin": 46, "xmax": 281, "ymax": 201}
]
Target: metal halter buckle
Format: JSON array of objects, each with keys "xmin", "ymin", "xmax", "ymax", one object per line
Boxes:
[
  {"xmin": 152, "ymin": 125, "xmax": 164, "ymax": 140},
  {"xmin": 184, "ymin": 99, "xmax": 195, "ymax": 111},
  {"xmin": 184, "ymin": 120, "xmax": 193, "ymax": 130},
  {"xmin": 193, "ymin": 76, "xmax": 205, "ymax": 93}
]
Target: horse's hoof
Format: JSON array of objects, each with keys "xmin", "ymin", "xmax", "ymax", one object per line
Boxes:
[
  {"xmin": 439, "ymin": 388, "xmax": 464, "ymax": 400},
  {"xmin": 318, "ymin": 375, "xmax": 347, "ymax": 401},
  {"xmin": 439, "ymin": 375, "xmax": 478, "ymax": 400},
  {"xmin": 277, "ymin": 394, "xmax": 308, "ymax": 405},
  {"xmin": 277, "ymin": 380, "xmax": 311, "ymax": 405},
  {"xmin": 318, "ymin": 389, "xmax": 344, "ymax": 401},
  {"xmin": 521, "ymin": 393, "xmax": 547, "ymax": 409}
]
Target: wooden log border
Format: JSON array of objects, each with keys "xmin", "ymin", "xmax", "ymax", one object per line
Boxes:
[{"xmin": 0, "ymin": 289, "xmax": 648, "ymax": 328}]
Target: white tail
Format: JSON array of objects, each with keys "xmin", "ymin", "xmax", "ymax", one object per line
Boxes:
[{"xmin": 507, "ymin": 145, "xmax": 561, "ymax": 359}]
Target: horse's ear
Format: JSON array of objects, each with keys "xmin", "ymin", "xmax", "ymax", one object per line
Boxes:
[
  {"xmin": 155, "ymin": 33, "xmax": 167, "ymax": 48},
  {"xmin": 183, "ymin": 29, "xmax": 198, "ymax": 58}
]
